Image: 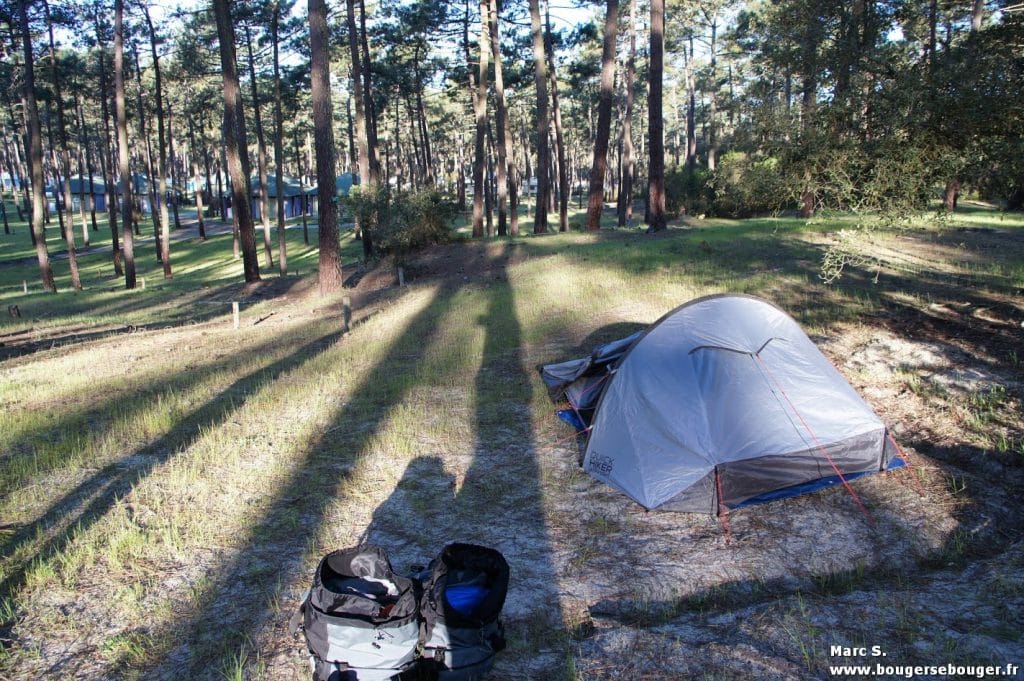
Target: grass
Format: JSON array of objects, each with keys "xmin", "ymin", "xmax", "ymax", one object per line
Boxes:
[
  {"xmin": 0, "ymin": 200, "xmax": 362, "ymax": 333},
  {"xmin": 1, "ymin": 199, "xmax": 1023, "ymax": 679}
]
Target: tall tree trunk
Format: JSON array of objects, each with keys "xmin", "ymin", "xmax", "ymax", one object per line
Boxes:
[
  {"xmin": 647, "ymin": 0, "xmax": 667, "ymax": 231},
  {"xmin": 545, "ymin": 3, "xmax": 568, "ymax": 232},
  {"xmin": 347, "ymin": 0, "xmax": 374, "ymax": 258},
  {"xmin": 201, "ymin": 112, "xmax": 215, "ymax": 222},
  {"xmin": 271, "ymin": 1, "xmax": 288, "ymax": 275},
  {"xmin": 456, "ymin": 131, "xmax": 466, "ymax": 212},
  {"xmin": 487, "ymin": 0, "xmax": 509, "ymax": 236},
  {"xmin": 311, "ymin": 0, "xmax": 342, "ymax": 295},
  {"xmin": 471, "ymin": 0, "xmax": 490, "ymax": 238},
  {"xmin": 0, "ymin": 186, "xmax": 7, "ymax": 235},
  {"xmin": 686, "ymin": 34, "xmax": 697, "ymax": 174},
  {"xmin": 10, "ymin": 102, "xmax": 32, "ymax": 226},
  {"xmin": 943, "ymin": 177, "xmax": 960, "ymax": 212},
  {"xmin": 416, "ymin": 78, "xmax": 433, "ymax": 185},
  {"xmin": 346, "ymin": 96, "xmax": 356, "ymax": 169},
  {"xmin": 529, "ymin": 0, "xmax": 549, "ymax": 233},
  {"xmin": 47, "ymin": 130, "xmax": 67, "ymax": 242},
  {"xmin": 218, "ymin": 134, "xmax": 229, "ymax": 226},
  {"xmin": 618, "ymin": 0, "xmax": 637, "ymax": 226},
  {"xmin": 44, "ymin": 0, "xmax": 82, "ymax": 289},
  {"xmin": 293, "ymin": 129, "xmax": 309, "ymax": 244},
  {"xmin": 187, "ymin": 114, "xmax": 207, "ymax": 240},
  {"xmin": 71, "ymin": 111, "xmax": 90, "ymax": 246},
  {"xmin": 799, "ymin": 73, "xmax": 817, "ymax": 218},
  {"xmin": 167, "ymin": 106, "xmax": 182, "ymax": 230},
  {"xmin": 213, "ymin": 0, "xmax": 260, "ymax": 282},
  {"xmin": 244, "ymin": 24, "xmax": 275, "ymax": 270},
  {"xmin": 94, "ymin": 11, "xmax": 123, "ymax": 276},
  {"xmin": 706, "ymin": 12, "xmax": 718, "ymax": 172},
  {"xmin": 585, "ymin": 0, "xmax": 618, "ymax": 231},
  {"xmin": 0, "ymin": 136, "xmax": 15, "ymax": 233},
  {"xmin": 75, "ymin": 97, "xmax": 99, "ymax": 236},
  {"xmin": 358, "ymin": 0, "xmax": 381, "ymax": 181},
  {"xmin": 132, "ymin": 45, "xmax": 161, "ymax": 260},
  {"xmin": 484, "ymin": 123, "xmax": 494, "ymax": 236},
  {"xmin": 114, "ymin": 0, "xmax": 136, "ymax": 288},
  {"xmin": 143, "ymin": 4, "xmax": 172, "ymax": 279},
  {"xmin": 2, "ymin": 109, "xmax": 27, "ymax": 223},
  {"xmin": 19, "ymin": 1, "xmax": 56, "ymax": 291}
]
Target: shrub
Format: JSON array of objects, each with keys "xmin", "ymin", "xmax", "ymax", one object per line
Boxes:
[
  {"xmin": 665, "ymin": 167, "xmax": 711, "ymax": 217},
  {"xmin": 344, "ymin": 188, "xmax": 454, "ymax": 264},
  {"xmin": 708, "ymin": 152, "xmax": 787, "ymax": 218},
  {"xmin": 666, "ymin": 155, "xmax": 786, "ymax": 219}
]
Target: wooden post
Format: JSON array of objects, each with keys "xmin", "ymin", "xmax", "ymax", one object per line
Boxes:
[
  {"xmin": 22, "ymin": 280, "xmax": 27, "ymax": 293},
  {"xmin": 140, "ymin": 277, "xmax": 146, "ymax": 290},
  {"xmin": 397, "ymin": 267, "xmax": 405, "ymax": 287},
  {"xmin": 232, "ymin": 301, "xmax": 240, "ymax": 329},
  {"xmin": 342, "ymin": 295, "xmax": 351, "ymax": 333}
]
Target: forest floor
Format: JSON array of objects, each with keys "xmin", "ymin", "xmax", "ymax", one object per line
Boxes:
[{"xmin": 0, "ymin": 203, "xmax": 1022, "ymax": 680}]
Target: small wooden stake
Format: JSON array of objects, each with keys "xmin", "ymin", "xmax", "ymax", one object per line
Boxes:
[
  {"xmin": 22, "ymin": 280, "xmax": 27, "ymax": 293},
  {"xmin": 397, "ymin": 267, "xmax": 405, "ymax": 287},
  {"xmin": 342, "ymin": 295, "xmax": 352, "ymax": 333},
  {"xmin": 232, "ymin": 301, "xmax": 240, "ymax": 329},
  {"xmin": 140, "ymin": 277, "xmax": 146, "ymax": 290}
]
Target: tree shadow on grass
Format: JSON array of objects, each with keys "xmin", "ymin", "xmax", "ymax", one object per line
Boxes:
[
  {"xmin": 0, "ymin": 326, "xmax": 325, "ymax": 502},
  {"xmin": 0, "ymin": 323, "xmax": 343, "ymax": 631},
  {"xmin": 362, "ymin": 245, "xmax": 569, "ymax": 677},
  {"xmin": 0, "ymin": 271, "xmax": 315, "ymax": 364},
  {"xmin": 139, "ymin": 283, "xmax": 460, "ymax": 678}
]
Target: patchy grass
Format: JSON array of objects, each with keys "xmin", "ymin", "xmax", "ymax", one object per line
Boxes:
[{"xmin": 1, "ymin": 204, "xmax": 1023, "ymax": 679}]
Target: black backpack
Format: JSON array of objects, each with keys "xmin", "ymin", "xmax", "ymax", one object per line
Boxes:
[
  {"xmin": 417, "ymin": 543, "xmax": 509, "ymax": 681},
  {"xmin": 293, "ymin": 543, "xmax": 509, "ymax": 681}
]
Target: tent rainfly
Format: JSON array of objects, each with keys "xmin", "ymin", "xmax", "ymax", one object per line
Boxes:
[{"xmin": 540, "ymin": 294, "xmax": 903, "ymax": 513}]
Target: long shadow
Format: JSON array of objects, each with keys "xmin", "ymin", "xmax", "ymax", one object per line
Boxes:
[
  {"xmin": 0, "ymin": 325, "xmax": 320, "ymax": 500},
  {"xmin": 52, "ymin": 274, "xmax": 310, "ymax": 333},
  {"xmin": 361, "ymin": 246, "xmax": 569, "ymax": 674},
  {"xmin": 0, "ymin": 324, "xmax": 140, "ymax": 362},
  {"xmin": 0, "ymin": 323, "xmax": 342, "ymax": 608},
  {"xmin": 139, "ymin": 283, "xmax": 458, "ymax": 678},
  {"xmin": 462, "ymin": 243, "xmax": 567, "ymax": 665}
]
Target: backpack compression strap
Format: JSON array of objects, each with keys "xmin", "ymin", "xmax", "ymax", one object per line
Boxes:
[{"xmin": 288, "ymin": 597, "xmax": 306, "ymax": 636}]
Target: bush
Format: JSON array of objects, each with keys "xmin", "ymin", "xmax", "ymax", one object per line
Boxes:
[
  {"xmin": 344, "ymin": 188, "xmax": 454, "ymax": 264},
  {"xmin": 666, "ymin": 154, "xmax": 786, "ymax": 219},
  {"xmin": 708, "ymin": 152, "xmax": 787, "ymax": 218},
  {"xmin": 665, "ymin": 167, "xmax": 711, "ymax": 217}
]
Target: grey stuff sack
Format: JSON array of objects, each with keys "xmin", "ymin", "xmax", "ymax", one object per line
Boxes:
[
  {"xmin": 294, "ymin": 545, "xmax": 421, "ymax": 681},
  {"xmin": 418, "ymin": 543, "xmax": 509, "ymax": 681}
]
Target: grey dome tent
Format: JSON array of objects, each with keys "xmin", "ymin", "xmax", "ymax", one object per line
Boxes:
[{"xmin": 541, "ymin": 294, "xmax": 902, "ymax": 513}]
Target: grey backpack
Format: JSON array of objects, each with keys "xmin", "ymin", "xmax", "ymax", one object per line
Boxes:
[
  {"xmin": 292, "ymin": 545, "xmax": 421, "ymax": 681},
  {"xmin": 417, "ymin": 543, "xmax": 509, "ymax": 681}
]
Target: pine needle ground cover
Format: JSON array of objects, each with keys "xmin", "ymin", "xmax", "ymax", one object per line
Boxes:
[{"xmin": 1, "ymin": 205, "xmax": 1022, "ymax": 679}]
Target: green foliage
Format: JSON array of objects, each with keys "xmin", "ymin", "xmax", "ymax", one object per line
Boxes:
[
  {"xmin": 709, "ymin": 152, "xmax": 787, "ymax": 218},
  {"xmin": 665, "ymin": 167, "xmax": 711, "ymax": 217},
  {"xmin": 345, "ymin": 188, "xmax": 454, "ymax": 264},
  {"xmin": 666, "ymin": 154, "xmax": 786, "ymax": 219}
]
